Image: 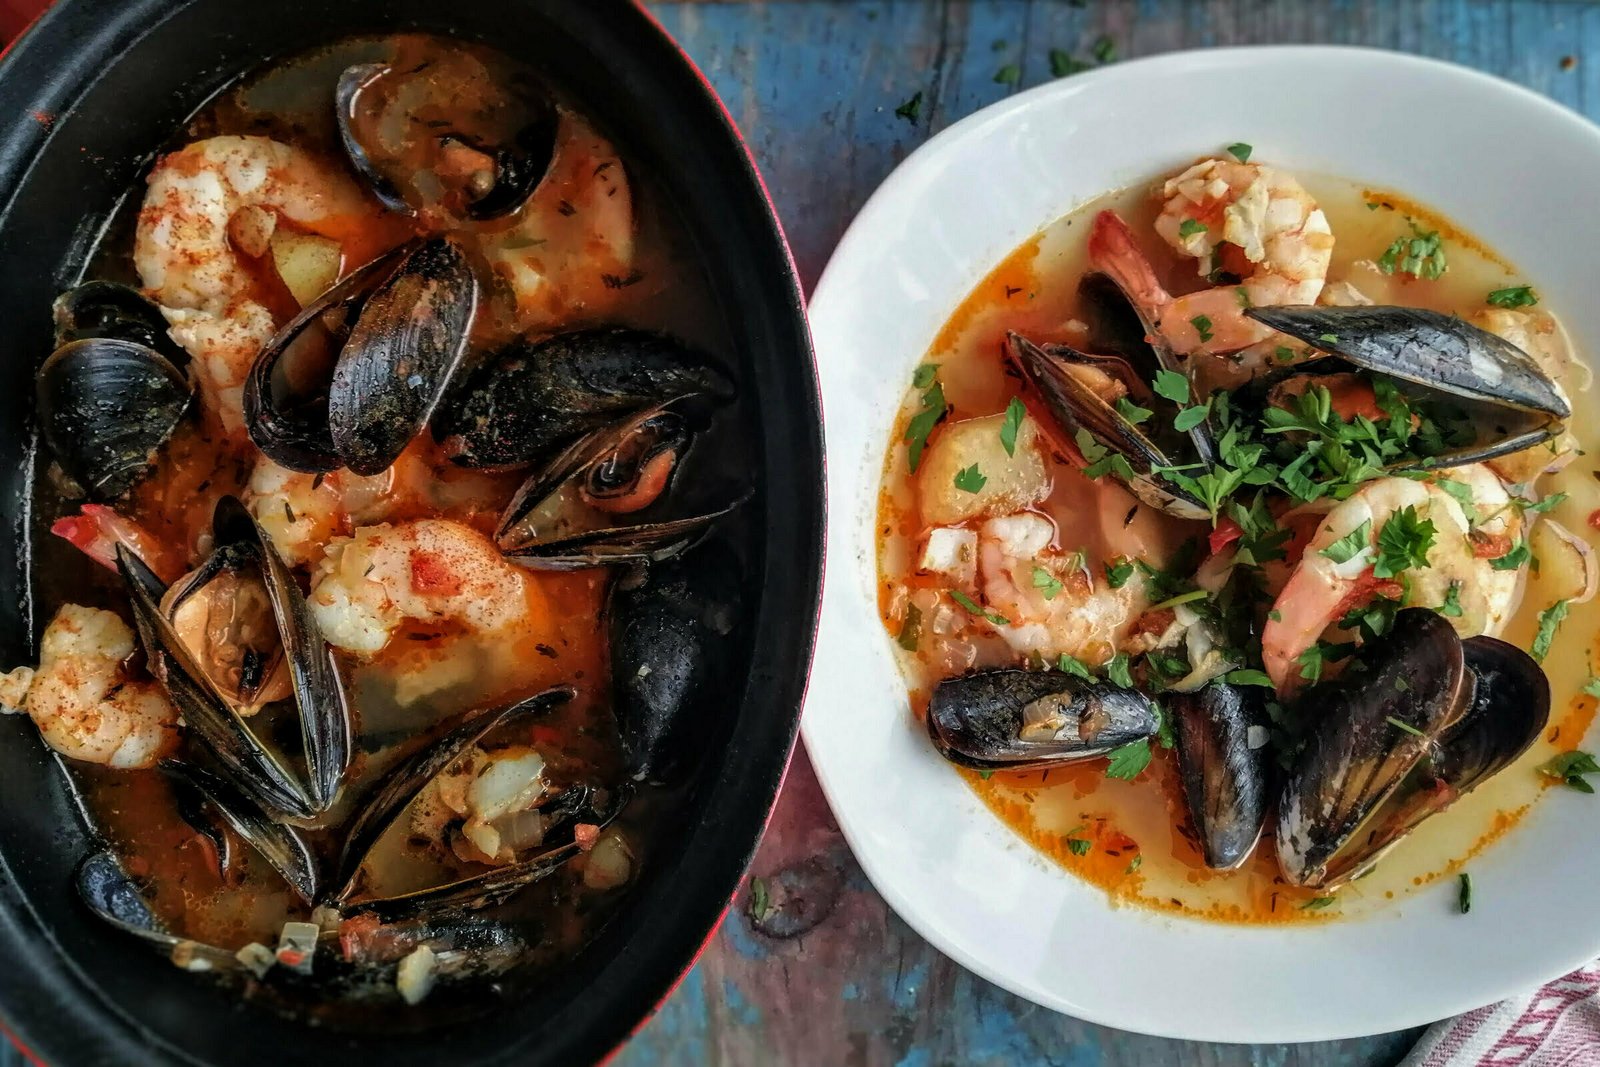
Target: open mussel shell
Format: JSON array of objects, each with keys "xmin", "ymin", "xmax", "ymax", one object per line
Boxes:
[
  {"xmin": 927, "ymin": 668, "xmax": 1161, "ymax": 771},
  {"xmin": 435, "ymin": 328, "xmax": 733, "ymax": 469},
  {"xmin": 36, "ymin": 337, "xmax": 193, "ymax": 500},
  {"xmin": 336, "ymin": 61, "xmax": 558, "ymax": 222},
  {"xmin": 1170, "ymin": 681, "xmax": 1269, "ymax": 870},
  {"xmin": 162, "ymin": 760, "xmax": 319, "ymax": 904},
  {"xmin": 1004, "ymin": 331, "xmax": 1210, "ymax": 520},
  {"xmin": 117, "ymin": 496, "xmax": 352, "ymax": 818},
  {"xmin": 1247, "ymin": 305, "xmax": 1569, "ymax": 470},
  {"xmin": 162, "ymin": 543, "xmax": 290, "ymax": 715},
  {"xmin": 328, "ymin": 235, "xmax": 479, "ymax": 475},
  {"xmin": 332, "ymin": 687, "xmax": 575, "ymax": 904},
  {"xmin": 610, "ymin": 544, "xmax": 743, "ymax": 783},
  {"xmin": 77, "ymin": 850, "xmax": 240, "ymax": 972},
  {"xmin": 1273, "ymin": 609, "xmax": 1547, "ymax": 888},
  {"xmin": 52, "ymin": 281, "xmax": 187, "ymax": 363}
]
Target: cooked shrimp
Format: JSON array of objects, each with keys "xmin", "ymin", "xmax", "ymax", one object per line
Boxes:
[
  {"xmin": 409, "ymin": 744, "xmax": 550, "ymax": 865},
  {"xmin": 308, "ymin": 519, "xmax": 543, "ymax": 654},
  {"xmin": 973, "ymin": 512, "xmax": 1140, "ymax": 662},
  {"xmin": 1092, "ymin": 160, "xmax": 1333, "ymax": 384},
  {"xmin": 50, "ymin": 504, "xmax": 185, "ymax": 583},
  {"xmin": 1473, "ymin": 307, "xmax": 1580, "ymax": 486},
  {"xmin": 482, "ymin": 111, "xmax": 635, "ymax": 332},
  {"xmin": 0, "ymin": 605, "xmax": 178, "ymax": 768},
  {"xmin": 1260, "ymin": 468, "xmax": 1520, "ymax": 692},
  {"xmin": 135, "ymin": 136, "xmax": 372, "ymax": 433}
]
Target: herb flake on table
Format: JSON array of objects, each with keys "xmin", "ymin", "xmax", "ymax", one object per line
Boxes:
[
  {"xmin": 994, "ymin": 63, "xmax": 1021, "ymax": 86},
  {"xmin": 1458, "ymin": 872, "xmax": 1472, "ymax": 914},
  {"xmin": 894, "ymin": 91, "xmax": 923, "ymax": 124},
  {"xmin": 748, "ymin": 876, "xmax": 771, "ymax": 922}
]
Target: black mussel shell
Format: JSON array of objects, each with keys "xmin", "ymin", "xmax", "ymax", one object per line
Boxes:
[
  {"xmin": 332, "ymin": 687, "xmax": 575, "ymax": 903},
  {"xmin": 37, "ymin": 337, "xmax": 192, "ymax": 500},
  {"xmin": 161, "ymin": 760, "xmax": 319, "ymax": 904},
  {"xmin": 610, "ymin": 545, "xmax": 742, "ymax": 783},
  {"xmin": 1443, "ymin": 637, "xmax": 1550, "ymax": 794},
  {"xmin": 1077, "ymin": 271, "xmax": 1165, "ymax": 379},
  {"xmin": 1246, "ymin": 305, "xmax": 1570, "ymax": 419},
  {"xmin": 927, "ymin": 668, "xmax": 1161, "ymax": 771},
  {"xmin": 435, "ymin": 329, "xmax": 732, "ymax": 469},
  {"xmin": 77, "ymin": 850, "xmax": 240, "ymax": 971},
  {"xmin": 52, "ymin": 281, "xmax": 186, "ymax": 364},
  {"xmin": 1170, "ymin": 681, "xmax": 1269, "ymax": 870},
  {"xmin": 1276, "ymin": 610, "xmax": 1470, "ymax": 888},
  {"xmin": 1004, "ymin": 331, "xmax": 1212, "ymax": 520},
  {"xmin": 329, "ymin": 235, "xmax": 479, "ymax": 475},
  {"xmin": 336, "ymin": 61, "xmax": 558, "ymax": 222}
]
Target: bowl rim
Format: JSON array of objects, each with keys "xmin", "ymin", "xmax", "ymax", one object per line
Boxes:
[
  {"xmin": 804, "ymin": 42, "xmax": 1600, "ymax": 1043},
  {"xmin": 0, "ymin": 1, "xmax": 824, "ymax": 1064}
]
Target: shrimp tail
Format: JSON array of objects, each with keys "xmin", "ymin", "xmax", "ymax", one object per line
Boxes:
[{"xmin": 1088, "ymin": 210, "xmax": 1174, "ymax": 318}]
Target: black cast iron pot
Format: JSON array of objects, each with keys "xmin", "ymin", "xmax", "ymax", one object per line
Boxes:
[{"xmin": 0, "ymin": 1, "xmax": 822, "ymax": 1064}]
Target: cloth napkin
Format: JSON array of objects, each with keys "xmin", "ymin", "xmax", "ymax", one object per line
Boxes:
[{"xmin": 1402, "ymin": 961, "xmax": 1600, "ymax": 1066}]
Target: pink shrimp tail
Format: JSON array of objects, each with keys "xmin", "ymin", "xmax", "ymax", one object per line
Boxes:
[
  {"xmin": 1087, "ymin": 210, "xmax": 1173, "ymax": 316},
  {"xmin": 51, "ymin": 504, "xmax": 176, "ymax": 582}
]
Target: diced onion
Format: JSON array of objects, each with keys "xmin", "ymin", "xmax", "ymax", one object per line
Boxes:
[
  {"xmin": 396, "ymin": 945, "xmax": 437, "ymax": 1005},
  {"xmin": 1533, "ymin": 519, "xmax": 1598, "ymax": 605},
  {"xmin": 583, "ymin": 830, "xmax": 634, "ymax": 890}
]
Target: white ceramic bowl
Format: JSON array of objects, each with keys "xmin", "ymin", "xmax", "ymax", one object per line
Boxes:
[{"xmin": 803, "ymin": 45, "xmax": 1600, "ymax": 1043}]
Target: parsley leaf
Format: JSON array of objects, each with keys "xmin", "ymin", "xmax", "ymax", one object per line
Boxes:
[
  {"xmin": 948, "ymin": 588, "xmax": 1009, "ymax": 626},
  {"xmin": 1225, "ymin": 669, "xmax": 1273, "ymax": 687},
  {"xmin": 954, "ymin": 464, "xmax": 988, "ymax": 493},
  {"xmin": 1178, "ymin": 218, "xmax": 1207, "ymax": 239},
  {"xmin": 1104, "ymin": 557, "xmax": 1135, "ymax": 588},
  {"xmin": 1066, "ymin": 835, "xmax": 1093, "ymax": 856},
  {"xmin": 1173, "ymin": 403, "xmax": 1211, "ymax": 433},
  {"xmin": 1191, "ymin": 314, "xmax": 1214, "ymax": 343},
  {"xmin": 1320, "ymin": 520, "xmax": 1373, "ymax": 565},
  {"xmin": 1486, "ymin": 285, "xmax": 1537, "ymax": 309},
  {"xmin": 1373, "ymin": 506, "xmax": 1435, "ymax": 578},
  {"xmin": 1033, "ymin": 566, "xmax": 1063, "ymax": 600},
  {"xmin": 1105, "ymin": 653, "xmax": 1135, "ymax": 688},
  {"xmin": 1226, "ymin": 142, "xmax": 1253, "ymax": 163},
  {"xmin": 912, "ymin": 363, "xmax": 939, "ymax": 388},
  {"xmin": 1458, "ymin": 872, "xmax": 1472, "ymax": 914},
  {"xmin": 1439, "ymin": 580, "xmax": 1464, "ymax": 618},
  {"xmin": 1583, "ymin": 677, "xmax": 1600, "ymax": 698},
  {"xmin": 1531, "ymin": 599, "xmax": 1569, "ymax": 663},
  {"xmin": 1300, "ymin": 896, "xmax": 1338, "ymax": 911},
  {"xmin": 1539, "ymin": 749, "xmax": 1600, "ymax": 793},
  {"xmin": 1091, "ymin": 35, "xmax": 1117, "ymax": 63},
  {"xmin": 897, "ymin": 603, "xmax": 921, "ymax": 651},
  {"xmin": 1126, "ymin": 854, "xmax": 1143, "ymax": 874},
  {"xmin": 904, "ymin": 373, "xmax": 947, "ymax": 472},
  {"xmin": 1058, "ymin": 652, "xmax": 1095, "ymax": 680},
  {"xmin": 1517, "ymin": 492, "xmax": 1567, "ymax": 515},
  {"xmin": 999, "ymin": 396, "xmax": 1026, "ymax": 456},
  {"xmin": 1378, "ymin": 222, "xmax": 1447, "ymax": 280},
  {"xmin": 994, "ymin": 63, "xmax": 1021, "ymax": 86},
  {"xmin": 1489, "ymin": 539, "xmax": 1532, "ymax": 571},
  {"xmin": 749, "ymin": 876, "xmax": 771, "ymax": 921},
  {"xmin": 1049, "ymin": 48, "xmax": 1091, "ymax": 78},
  {"xmin": 1385, "ymin": 715, "xmax": 1426, "ymax": 737},
  {"xmin": 894, "ymin": 92, "xmax": 924, "ymax": 124},
  {"xmin": 1115, "ymin": 396, "xmax": 1154, "ymax": 425},
  {"xmin": 1153, "ymin": 369, "xmax": 1190, "ymax": 405},
  {"xmin": 1104, "ymin": 739, "xmax": 1151, "ymax": 779}
]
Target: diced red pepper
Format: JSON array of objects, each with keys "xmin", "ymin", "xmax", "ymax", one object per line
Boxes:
[{"xmin": 1208, "ymin": 517, "xmax": 1244, "ymax": 557}]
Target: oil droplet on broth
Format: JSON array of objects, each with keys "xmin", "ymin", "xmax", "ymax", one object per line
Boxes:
[{"xmin": 878, "ymin": 171, "xmax": 1600, "ymax": 924}]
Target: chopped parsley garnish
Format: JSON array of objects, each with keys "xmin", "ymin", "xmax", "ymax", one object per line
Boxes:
[
  {"xmin": 1091, "ymin": 35, "xmax": 1117, "ymax": 63},
  {"xmin": 999, "ymin": 396, "xmax": 1026, "ymax": 455},
  {"xmin": 1058, "ymin": 652, "xmax": 1095, "ymax": 680},
  {"xmin": 904, "ymin": 368, "xmax": 947, "ymax": 472},
  {"xmin": 1385, "ymin": 716, "xmax": 1426, "ymax": 738},
  {"xmin": 1066, "ymin": 835, "xmax": 1094, "ymax": 856},
  {"xmin": 1032, "ymin": 566, "xmax": 1063, "ymax": 600},
  {"xmin": 1300, "ymin": 896, "xmax": 1338, "ymax": 911},
  {"xmin": 1531, "ymin": 599, "xmax": 1569, "ymax": 663},
  {"xmin": 1341, "ymin": 592, "xmax": 1402, "ymax": 643},
  {"xmin": 1584, "ymin": 677, "xmax": 1600, "ymax": 698},
  {"xmin": 1234, "ymin": 286, "xmax": 1252, "ymax": 309},
  {"xmin": 1516, "ymin": 492, "xmax": 1567, "ymax": 515},
  {"xmin": 948, "ymin": 588, "xmax": 1009, "ymax": 626},
  {"xmin": 1225, "ymin": 669, "xmax": 1273, "ymax": 687},
  {"xmin": 1172, "ymin": 402, "xmax": 1211, "ymax": 433},
  {"xmin": 1373, "ymin": 506, "xmax": 1435, "ymax": 578},
  {"xmin": 749, "ymin": 877, "xmax": 771, "ymax": 921},
  {"xmin": 953, "ymin": 463, "xmax": 988, "ymax": 493},
  {"xmin": 1439, "ymin": 581, "xmax": 1464, "ymax": 618},
  {"xmin": 912, "ymin": 363, "xmax": 939, "ymax": 389},
  {"xmin": 1539, "ymin": 749, "xmax": 1600, "ymax": 793},
  {"xmin": 1049, "ymin": 48, "xmax": 1091, "ymax": 78},
  {"xmin": 1433, "ymin": 476, "xmax": 1477, "ymax": 512},
  {"xmin": 1297, "ymin": 640, "xmax": 1355, "ymax": 683},
  {"xmin": 1152, "ymin": 368, "xmax": 1190, "ymax": 405},
  {"xmin": 1105, "ymin": 654, "xmax": 1135, "ymax": 688},
  {"xmin": 1318, "ymin": 332, "xmax": 1339, "ymax": 344},
  {"xmin": 1378, "ymin": 222, "xmax": 1447, "ymax": 280},
  {"xmin": 1486, "ymin": 285, "xmax": 1538, "ymax": 309},
  {"xmin": 994, "ymin": 63, "xmax": 1021, "ymax": 86},
  {"xmin": 897, "ymin": 603, "xmax": 922, "ymax": 651},
  {"xmin": 1191, "ymin": 314, "xmax": 1215, "ymax": 343},
  {"xmin": 1126, "ymin": 854, "xmax": 1143, "ymax": 874},
  {"xmin": 1226, "ymin": 142, "xmax": 1253, "ymax": 163},
  {"xmin": 1489, "ymin": 539, "xmax": 1532, "ymax": 571},
  {"xmin": 1104, "ymin": 739, "xmax": 1151, "ymax": 779},
  {"xmin": 1178, "ymin": 218, "xmax": 1207, "ymax": 239},
  {"xmin": 1115, "ymin": 396, "xmax": 1154, "ymax": 425},
  {"xmin": 1104, "ymin": 557, "xmax": 1135, "ymax": 588},
  {"xmin": 1147, "ymin": 588, "xmax": 1208, "ymax": 613},
  {"xmin": 894, "ymin": 91, "xmax": 923, "ymax": 124},
  {"xmin": 1458, "ymin": 872, "xmax": 1472, "ymax": 914},
  {"xmin": 1319, "ymin": 520, "xmax": 1372, "ymax": 565},
  {"xmin": 1275, "ymin": 345, "xmax": 1296, "ymax": 363}
]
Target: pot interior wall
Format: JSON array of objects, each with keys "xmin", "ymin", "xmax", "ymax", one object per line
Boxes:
[{"xmin": 0, "ymin": 2, "xmax": 819, "ymax": 1064}]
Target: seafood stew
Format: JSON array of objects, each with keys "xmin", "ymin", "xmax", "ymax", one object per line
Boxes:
[
  {"xmin": 879, "ymin": 152, "xmax": 1598, "ymax": 921},
  {"xmin": 0, "ymin": 2, "xmax": 818, "ymax": 1064}
]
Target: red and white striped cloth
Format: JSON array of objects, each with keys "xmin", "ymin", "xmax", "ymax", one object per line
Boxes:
[{"xmin": 1403, "ymin": 962, "xmax": 1600, "ymax": 1066}]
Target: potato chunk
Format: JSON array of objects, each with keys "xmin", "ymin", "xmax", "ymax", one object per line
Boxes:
[
  {"xmin": 917, "ymin": 413, "xmax": 1049, "ymax": 526},
  {"xmin": 270, "ymin": 232, "xmax": 343, "ymax": 308}
]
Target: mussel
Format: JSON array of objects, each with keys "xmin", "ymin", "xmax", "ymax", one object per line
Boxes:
[
  {"xmin": 495, "ymin": 397, "xmax": 744, "ymax": 569},
  {"xmin": 336, "ymin": 56, "xmax": 559, "ymax": 222},
  {"xmin": 609, "ymin": 543, "xmax": 743, "ymax": 783},
  {"xmin": 77, "ymin": 850, "xmax": 241, "ymax": 973},
  {"xmin": 1275, "ymin": 609, "xmax": 1548, "ymax": 888},
  {"xmin": 36, "ymin": 283, "xmax": 194, "ymax": 499},
  {"xmin": 1169, "ymin": 681, "xmax": 1269, "ymax": 870},
  {"xmin": 1247, "ymin": 304, "xmax": 1570, "ymax": 468},
  {"xmin": 435, "ymin": 328, "xmax": 732, "ymax": 469},
  {"xmin": 926, "ymin": 668, "xmax": 1161, "ymax": 770},
  {"xmin": 116, "ymin": 496, "xmax": 352, "ymax": 819},
  {"xmin": 244, "ymin": 236, "xmax": 479, "ymax": 476},
  {"xmin": 1006, "ymin": 331, "xmax": 1214, "ymax": 520}
]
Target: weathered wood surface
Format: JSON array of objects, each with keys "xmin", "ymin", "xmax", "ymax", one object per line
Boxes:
[{"xmin": 5, "ymin": 2, "xmax": 1597, "ymax": 1065}]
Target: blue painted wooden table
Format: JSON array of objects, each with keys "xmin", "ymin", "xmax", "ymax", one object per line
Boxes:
[{"xmin": 5, "ymin": 3, "xmax": 1597, "ymax": 1065}]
